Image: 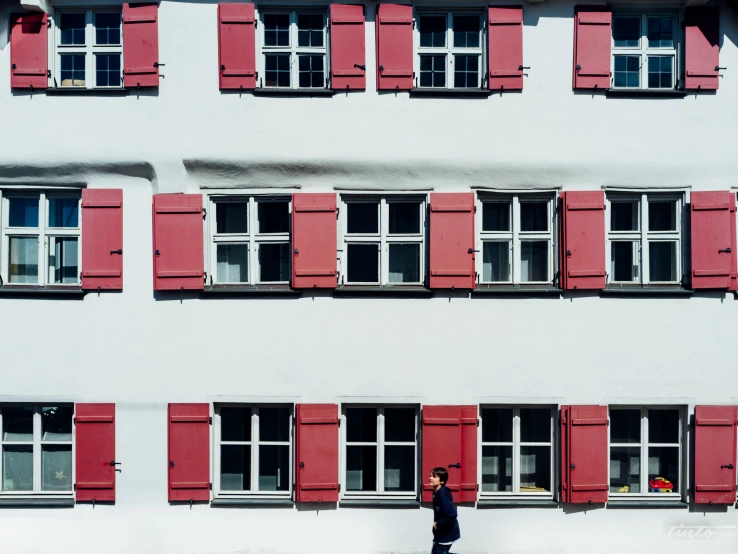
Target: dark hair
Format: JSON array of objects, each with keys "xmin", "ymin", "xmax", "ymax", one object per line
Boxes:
[{"xmin": 431, "ymin": 466, "xmax": 448, "ymax": 485}]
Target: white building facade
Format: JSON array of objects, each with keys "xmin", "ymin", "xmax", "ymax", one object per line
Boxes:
[{"xmin": 0, "ymin": 0, "xmax": 738, "ymax": 553}]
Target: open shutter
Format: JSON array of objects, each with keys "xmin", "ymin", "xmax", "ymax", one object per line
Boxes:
[
  {"xmin": 429, "ymin": 193, "xmax": 475, "ymax": 289},
  {"xmin": 218, "ymin": 3, "xmax": 256, "ymax": 90},
  {"xmin": 295, "ymin": 404, "xmax": 339, "ymax": 502},
  {"xmin": 330, "ymin": 4, "xmax": 366, "ymax": 90},
  {"xmin": 291, "ymin": 194, "xmax": 337, "ymax": 289},
  {"xmin": 153, "ymin": 194, "xmax": 204, "ymax": 291},
  {"xmin": 561, "ymin": 405, "xmax": 608, "ymax": 504},
  {"xmin": 123, "ymin": 2, "xmax": 159, "ymax": 88},
  {"xmin": 694, "ymin": 406, "xmax": 737, "ymax": 505},
  {"xmin": 376, "ymin": 4, "xmax": 413, "ymax": 90},
  {"xmin": 690, "ymin": 191, "xmax": 737, "ymax": 290},
  {"xmin": 10, "ymin": 12, "xmax": 48, "ymax": 89},
  {"xmin": 81, "ymin": 189, "xmax": 123, "ymax": 291},
  {"xmin": 573, "ymin": 6, "xmax": 611, "ymax": 90},
  {"xmin": 684, "ymin": 7, "xmax": 720, "ymax": 91},
  {"xmin": 75, "ymin": 404, "xmax": 116, "ymax": 503},
  {"xmin": 168, "ymin": 403, "xmax": 210, "ymax": 502},
  {"xmin": 560, "ymin": 191, "xmax": 606, "ymax": 290},
  {"xmin": 488, "ymin": 7, "xmax": 523, "ymax": 91}
]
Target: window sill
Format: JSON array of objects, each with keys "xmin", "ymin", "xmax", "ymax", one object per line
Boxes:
[
  {"xmin": 211, "ymin": 497, "xmax": 294, "ymax": 506},
  {"xmin": 409, "ymin": 88, "xmax": 492, "ymax": 98},
  {"xmin": 477, "ymin": 498, "xmax": 559, "ymax": 508},
  {"xmin": 0, "ymin": 496, "xmax": 75, "ymax": 507},
  {"xmin": 201, "ymin": 284, "xmax": 301, "ymax": 297},
  {"xmin": 607, "ymin": 499, "xmax": 688, "ymax": 509},
  {"xmin": 45, "ymin": 87, "xmax": 129, "ymax": 96},
  {"xmin": 0, "ymin": 285, "xmax": 85, "ymax": 297},
  {"xmin": 605, "ymin": 88, "xmax": 688, "ymax": 98},
  {"xmin": 253, "ymin": 88, "xmax": 335, "ymax": 97},
  {"xmin": 334, "ymin": 285, "xmax": 433, "ymax": 297},
  {"xmin": 601, "ymin": 286, "xmax": 692, "ymax": 296},
  {"xmin": 339, "ymin": 499, "xmax": 420, "ymax": 508},
  {"xmin": 472, "ymin": 285, "xmax": 561, "ymax": 296}
]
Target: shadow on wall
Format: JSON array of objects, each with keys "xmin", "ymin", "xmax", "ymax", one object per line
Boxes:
[
  {"xmin": 0, "ymin": 2, "xmax": 11, "ymax": 51},
  {"xmin": 0, "ymin": 161, "xmax": 157, "ymax": 185}
]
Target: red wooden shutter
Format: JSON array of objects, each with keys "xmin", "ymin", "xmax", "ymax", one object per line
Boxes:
[
  {"xmin": 218, "ymin": 3, "xmax": 256, "ymax": 90},
  {"xmin": 330, "ymin": 4, "xmax": 366, "ymax": 91},
  {"xmin": 421, "ymin": 405, "xmax": 478, "ymax": 503},
  {"xmin": 75, "ymin": 404, "xmax": 116, "ymax": 503},
  {"xmin": 429, "ymin": 193, "xmax": 475, "ymax": 289},
  {"xmin": 560, "ymin": 191, "xmax": 606, "ymax": 290},
  {"xmin": 291, "ymin": 194, "xmax": 337, "ymax": 289},
  {"xmin": 694, "ymin": 406, "xmax": 737, "ymax": 505},
  {"xmin": 10, "ymin": 12, "xmax": 48, "ymax": 89},
  {"xmin": 295, "ymin": 404, "xmax": 339, "ymax": 502},
  {"xmin": 81, "ymin": 189, "xmax": 123, "ymax": 291},
  {"xmin": 488, "ymin": 7, "xmax": 523, "ymax": 91},
  {"xmin": 684, "ymin": 7, "xmax": 720, "ymax": 91},
  {"xmin": 376, "ymin": 4, "xmax": 413, "ymax": 91},
  {"xmin": 152, "ymin": 194, "xmax": 204, "ymax": 291},
  {"xmin": 168, "ymin": 403, "xmax": 210, "ymax": 502},
  {"xmin": 123, "ymin": 2, "xmax": 159, "ymax": 88},
  {"xmin": 690, "ymin": 191, "xmax": 737, "ymax": 290},
  {"xmin": 560, "ymin": 405, "xmax": 608, "ymax": 504},
  {"xmin": 573, "ymin": 6, "xmax": 611, "ymax": 90}
]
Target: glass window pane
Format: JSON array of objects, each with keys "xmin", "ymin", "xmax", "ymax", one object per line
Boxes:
[
  {"xmin": 8, "ymin": 197, "xmax": 39, "ymax": 227},
  {"xmin": 648, "ymin": 410, "xmax": 679, "ymax": 444},
  {"xmin": 384, "ymin": 445, "xmax": 415, "ymax": 492},
  {"xmin": 2, "ymin": 407, "xmax": 34, "ymax": 441},
  {"xmin": 259, "ymin": 407, "xmax": 290, "ymax": 442},
  {"xmin": 520, "ymin": 408, "xmax": 551, "ymax": 443},
  {"xmin": 520, "ymin": 241, "xmax": 548, "ymax": 282},
  {"xmin": 9, "ymin": 237, "xmax": 38, "ymax": 284},
  {"xmin": 614, "ymin": 55, "xmax": 640, "ymax": 88},
  {"xmin": 42, "ymin": 445, "xmax": 73, "ymax": 491},
  {"xmin": 520, "ymin": 446, "xmax": 551, "ymax": 493},
  {"xmin": 419, "ymin": 15, "xmax": 446, "ymax": 48},
  {"xmin": 50, "ymin": 237, "xmax": 79, "ymax": 284},
  {"xmin": 221, "ymin": 407, "xmax": 251, "ymax": 442},
  {"xmin": 264, "ymin": 14, "xmax": 290, "ymax": 46},
  {"xmin": 95, "ymin": 12, "xmax": 121, "ymax": 45},
  {"xmin": 347, "ymin": 243, "xmax": 379, "ymax": 283},
  {"xmin": 647, "ymin": 56, "xmax": 673, "ymax": 89},
  {"xmin": 60, "ymin": 12, "xmax": 86, "ymax": 45},
  {"xmin": 648, "ymin": 447, "xmax": 679, "ymax": 492},
  {"xmin": 258, "ymin": 243, "xmax": 290, "ymax": 282},
  {"xmin": 216, "ymin": 202, "xmax": 248, "ymax": 234},
  {"xmin": 298, "ymin": 54, "xmax": 324, "ymax": 88},
  {"xmin": 258, "ymin": 445, "xmax": 289, "ymax": 491},
  {"xmin": 297, "ymin": 14, "xmax": 324, "ymax": 48},
  {"xmin": 482, "ymin": 202, "xmax": 510, "ymax": 232},
  {"xmin": 346, "ymin": 445, "xmax": 377, "ymax": 491},
  {"xmin": 611, "ymin": 201, "xmax": 639, "ymax": 231},
  {"xmin": 221, "ymin": 445, "xmax": 250, "ymax": 490},
  {"xmin": 648, "ymin": 242, "xmax": 677, "ymax": 282},
  {"xmin": 453, "ymin": 15, "xmax": 479, "ymax": 48},
  {"xmin": 647, "ymin": 16, "xmax": 673, "ymax": 48},
  {"xmin": 96, "ymin": 54, "xmax": 121, "ymax": 87},
  {"xmin": 2, "ymin": 445, "xmax": 33, "ymax": 491},
  {"xmin": 481, "ymin": 408, "xmax": 513, "ymax": 442},
  {"xmin": 48, "ymin": 198, "xmax": 79, "ymax": 227},
  {"xmin": 384, "ymin": 408, "xmax": 415, "ymax": 442},
  {"xmin": 389, "ymin": 203, "xmax": 420, "ymax": 234},
  {"xmin": 419, "ymin": 55, "xmax": 445, "ymax": 88},
  {"xmin": 454, "ymin": 54, "xmax": 479, "ymax": 88},
  {"xmin": 613, "ymin": 16, "xmax": 640, "ymax": 47},
  {"xmin": 610, "ymin": 409, "xmax": 641, "ymax": 443},
  {"xmin": 648, "ymin": 201, "xmax": 677, "ymax": 231},
  {"xmin": 388, "ymin": 244, "xmax": 420, "ymax": 284},
  {"xmin": 347, "ymin": 203, "xmax": 379, "ymax": 234},
  {"xmin": 611, "ymin": 241, "xmax": 638, "ymax": 282},
  {"xmin": 520, "ymin": 202, "xmax": 548, "ymax": 232},
  {"xmin": 610, "ymin": 446, "xmax": 641, "ymax": 493},
  {"xmin": 265, "ymin": 54, "xmax": 291, "ymax": 87},
  {"xmin": 481, "ymin": 445, "xmax": 512, "ymax": 492},
  {"xmin": 346, "ymin": 408, "xmax": 377, "ymax": 443},
  {"xmin": 257, "ymin": 201, "xmax": 289, "ymax": 234},
  {"xmin": 217, "ymin": 244, "xmax": 249, "ymax": 283},
  {"xmin": 482, "ymin": 241, "xmax": 510, "ymax": 282},
  {"xmin": 60, "ymin": 54, "xmax": 86, "ymax": 87},
  {"xmin": 41, "ymin": 406, "xmax": 73, "ymax": 441}
]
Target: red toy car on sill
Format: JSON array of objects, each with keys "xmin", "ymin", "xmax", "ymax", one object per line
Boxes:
[{"xmin": 649, "ymin": 477, "xmax": 673, "ymax": 493}]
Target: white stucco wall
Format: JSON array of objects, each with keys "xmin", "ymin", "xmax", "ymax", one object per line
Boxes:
[{"xmin": 0, "ymin": 0, "xmax": 737, "ymax": 553}]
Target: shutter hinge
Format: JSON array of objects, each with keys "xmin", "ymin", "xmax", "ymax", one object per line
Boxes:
[
  {"xmin": 74, "ymin": 483, "xmax": 77, "ymax": 491},
  {"xmin": 338, "ymin": 419, "xmax": 341, "ymax": 428},
  {"xmin": 73, "ymin": 417, "xmax": 76, "ymax": 424},
  {"xmin": 202, "ymin": 207, "xmax": 207, "ymax": 220},
  {"xmin": 255, "ymin": 19, "xmax": 258, "ymax": 28},
  {"xmin": 210, "ymin": 483, "xmax": 213, "ymax": 490},
  {"xmin": 48, "ymin": 19, "xmax": 52, "ymax": 28},
  {"xmin": 209, "ymin": 416, "xmax": 213, "ymax": 425}
]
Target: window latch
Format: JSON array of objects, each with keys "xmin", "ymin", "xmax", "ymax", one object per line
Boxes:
[
  {"xmin": 110, "ymin": 461, "xmax": 122, "ymax": 473},
  {"xmin": 110, "ymin": 249, "xmax": 122, "ymax": 255},
  {"xmin": 448, "ymin": 463, "xmax": 461, "ymax": 469},
  {"xmin": 154, "ymin": 62, "xmax": 165, "ymax": 68},
  {"xmin": 353, "ymin": 63, "xmax": 366, "ymax": 71},
  {"xmin": 576, "ymin": 64, "xmax": 581, "ymax": 71},
  {"xmin": 169, "ymin": 461, "xmax": 174, "ymax": 467},
  {"xmin": 716, "ymin": 66, "xmax": 727, "ymax": 71},
  {"xmin": 719, "ymin": 247, "xmax": 731, "ymax": 254},
  {"xmin": 518, "ymin": 65, "xmax": 530, "ymax": 71},
  {"xmin": 721, "ymin": 464, "xmax": 734, "ymax": 469},
  {"xmin": 468, "ymin": 248, "xmax": 479, "ymax": 254}
]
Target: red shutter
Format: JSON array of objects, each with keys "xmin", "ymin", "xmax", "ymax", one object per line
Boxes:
[
  {"xmin": 376, "ymin": 4, "xmax": 413, "ymax": 91},
  {"xmin": 75, "ymin": 404, "xmax": 116, "ymax": 503},
  {"xmin": 123, "ymin": 3, "xmax": 159, "ymax": 88},
  {"xmin": 291, "ymin": 194, "xmax": 337, "ymax": 289},
  {"xmin": 295, "ymin": 404, "xmax": 339, "ymax": 502},
  {"xmin": 694, "ymin": 406, "xmax": 737, "ymax": 505},
  {"xmin": 218, "ymin": 3, "xmax": 256, "ymax": 90},
  {"xmin": 429, "ymin": 193, "xmax": 475, "ymax": 289},
  {"xmin": 573, "ymin": 6, "xmax": 611, "ymax": 90},
  {"xmin": 488, "ymin": 7, "xmax": 523, "ymax": 91},
  {"xmin": 168, "ymin": 403, "xmax": 210, "ymax": 502},
  {"xmin": 421, "ymin": 405, "xmax": 478, "ymax": 503},
  {"xmin": 152, "ymin": 194, "xmax": 204, "ymax": 291},
  {"xmin": 10, "ymin": 12, "xmax": 48, "ymax": 89},
  {"xmin": 560, "ymin": 405, "xmax": 608, "ymax": 504},
  {"xmin": 81, "ymin": 189, "xmax": 123, "ymax": 291},
  {"xmin": 684, "ymin": 7, "xmax": 720, "ymax": 91},
  {"xmin": 560, "ymin": 191, "xmax": 606, "ymax": 290},
  {"xmin": 690, "ymin": 191, "xmax": 737, "ymax": 290},
  {"xmin": 330, "ymin": 4, "xmax": 366, "ymax": 91}
]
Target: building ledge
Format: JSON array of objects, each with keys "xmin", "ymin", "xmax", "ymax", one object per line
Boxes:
[
  {"xmin": 477, "ymin": 499, "xmax": 559, "ymax": 508},
  {"xmin": 0, "ymin": 496, "xmax": 74, "ymax": 507},
  {"xmin": 607, "ymin": 500, "xmax": 688, "ymax": 509},
  {"xmin": 601, "ymin": 286, "xmax": 692, "ymax": 296},
  {"xmin": 409, "ymin": 88, "xmax": 492, "ymax": 98},
  {"xmin": 606, "ymin": 88, "xmax": 688, "ymax": 98},
  {"xmin": 334, "ymin": 285, "xmax": 433, "ymax": 297},
  {"xmin": 472, "ymin": 286, "xmax": 561, "ymax": 296},
  {"xmin": 201, "ymin": 285, "xmax": 301, "ymax": 297},
  {"xmin": 253, "ymin": 88, "xmax": 335, "ymax": 97},
  {"xmin": 339, "ymin": 499, "xmax": 420, "ymax": 508},
  {"xmin": 46, "ymin": 87, "xmax": 129, "ymax": 96},
  {"xmin": 0, "ymin": 285, "xmax": 85, "ymax": 298},
  {"xmin": 211, "ymin": 497, "xmax": 294, "ymax": 507}
]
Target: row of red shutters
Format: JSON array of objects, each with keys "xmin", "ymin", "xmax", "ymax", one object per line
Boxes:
[
  {"xmin": 75, "ymin": 190, "xmax": 738, "ymax": 292},
  {"xmin": 10, "ymin": 4, "xmax": 721, "ymax": 91},
  {"xmin": 73, "ymin": 403, "xmax": 736, "ymax": 505}
]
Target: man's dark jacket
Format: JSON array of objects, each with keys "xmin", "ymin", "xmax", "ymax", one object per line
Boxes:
[{"xmin": 432, "ymin": 485, "xmax": 461, "ymax": 543}]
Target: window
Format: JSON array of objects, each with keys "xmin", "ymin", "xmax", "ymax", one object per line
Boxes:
[
  {"xmin": 415, "ymin": 11, "xmax": 484, "ymax": 89},
  {"xmin": 609, "ymin": 407, "xmax": 683, "ymax": 498},
  {"xmin": 258, "ymin": 9, "xmax": 328, "ymax": 89},
  {"xmin": 1, "ymin": 406, "xmax": 73, "ymax": 495},
  {"xmin": 208, "ymin": 196, "xmax": 291, "ymax": 285},
  {"xmin": 477, "ymin": 194, "xmax": 555, "ymax": 285},
  {"xmin": 342, "ymin": 406, "xmax": 418, "ymax": 498},
  {"xmin": 0, "ymin": 191, "xmax": 81, "ymax": 287},
  {"xmin": 611, "ymin": 13, "xmax": 678, "ymax": 90},
  {"xmin": 340, "ymin": 196, "xmax": 426, "ymax": 286},
  {"xmin": 213, "ymin": 405, "xmax": 292, "ymax": 497},
  {"xmin": 480, "ymin": 407, "xmax": 554, "ymax": 497},
  {"xmin": 53, "ymin": 10, "xmax": 123, "ymax": 89},
  {"xmin": 606, "ymin": 193, "xmax": 683, "ymax": 285}
]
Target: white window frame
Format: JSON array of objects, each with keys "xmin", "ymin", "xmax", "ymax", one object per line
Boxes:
[
  {"xmin": 339, "ymin": 194, "xmax": 427, "ymax": 286},
  {"xmin": 50, "ymin": 8, "xmax": 124, "ymax": 89},
  {"xmin": 340, "ymin": 404, "xmax": 419, "ymax": 500},
  {"xmin": 611, "ymin": 11, "xmax": 679, "ymax": 91},
  {"xmin": 608, "ymin": 406, "xmax": 685, "ymax": 501},
  {"xmin": 0, "ymin": 405, "xmax": 75, "ymax": 497},
  {"xmin": 0, "ymin": 190, "xmax": 82, "ymax": 287},
  {"xmin": 212, "ymin": 404, "xmax": 293, "ymax": 498},
  {"xmin": 414, "ymin": 9, "xmax": 485, "ymax": 89},
  {"xmin": 475, "ymin": 192, "xmax": 556, "ymax": 285},
  {"xmin": 207, "ymin": 195, "xmax": 291, "ymax": 286},
  {"xmin": 479, "ymin": 405, "xmax": 555, "ymax": 499},
  {"xmin": 605, "ymin": 192, "xmax": 683, "ymax": 286},
  {"xmin": 257, "ymin": 7, "xmax": 329, "ymax": 90}
]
